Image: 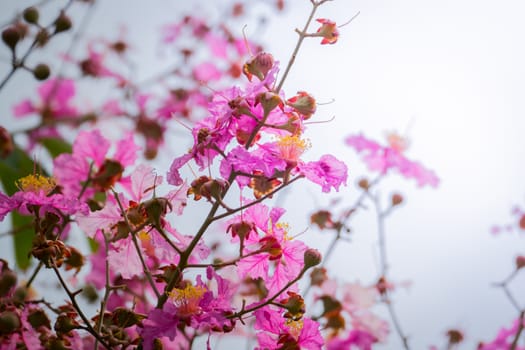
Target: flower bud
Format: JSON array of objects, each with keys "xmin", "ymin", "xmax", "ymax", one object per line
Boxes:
[
  {"xmin": 0, "ymin": 269, "xmax": 17, "ymax": 297},
  {"xmin": 0, "ymin": 126, "xmax": 14, "ymax": 159},
  {"xmin": 0, "ymin": 311, "xmax": 21, "ymax": 335},
  {"xmin": 519, "ymin": 214, "xmax": 525, "ymax": 230},
  {"xmin": 33, "ymin": 63, "xmax": 50, "ymax": 81},
  {"xmin": 391, "ymin": 193, "xmax": 403, "ymax": 206},
  {"xmin": 12, "ymin": 286, "xmax": 28, "ymax": 303},
  {"xmin": 27, "ymin": 309, "xmax": 51, "ymax": 329},
  {"xmin": 2, "ymin": 27, "xmax": 20, "ymax": 50},
  {"xmin": 303, "ymin": 248, "xmax": 322, "ymax": 269},
  {"xmin": 54, "ymin": 11, "xmax": 72, "ymax": 33},
  {"xmin": 256, "ymin": 92, "xmax": 282, "ymax": 117},
  {"xmin": 23, "ymin": 7, "xmax": 39, "ymax": 24},
  {"xmin": 357, "ymin": 178, "xmax": 369, "ymax": 190},
  {"xmin": 36, "ymin": 28, "xmax": 49, "ymax": 47},
  {"xmin": 309, "ymin": 267, "xmax": 328, "ymax": 286},
  {"xmin": 243, "ymin": 52, "xmax": 274, "ymax": 81},
  {"xmin": 516, "ymin": 255, "xmax": 525, "ymax": 270},
  {"xmin": 286, "ymin": 91, "xmax": 316, "ymax": 119},
  {"xmin": 81, "ymin": 284, "xmax": 98, "ymax": 303},
  {"xmin": 446, "ymin": 329, "xmax": 464, "ymax": 345}
]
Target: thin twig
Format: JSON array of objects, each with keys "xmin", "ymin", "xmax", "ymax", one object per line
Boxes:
[{"xmin": 51, "ymin": 263, "xmax": 111, "ymax": 349}]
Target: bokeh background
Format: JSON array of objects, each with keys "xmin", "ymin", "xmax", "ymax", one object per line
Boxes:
[{"xmin": 2, "ymin": 0, "xmax": 525, "ymax": 348}]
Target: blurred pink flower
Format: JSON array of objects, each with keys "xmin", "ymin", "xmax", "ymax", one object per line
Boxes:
[{"xmin": 346, "ymin": 133, "xmax": 439, "ymax": 188}]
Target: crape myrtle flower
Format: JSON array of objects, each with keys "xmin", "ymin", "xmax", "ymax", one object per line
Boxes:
[{"xmin": 346, "ymin": 132, "xmax": 439, "ymax": 187}]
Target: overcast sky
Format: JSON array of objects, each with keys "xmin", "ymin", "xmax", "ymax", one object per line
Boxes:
[{"xmin": 2, "ymin": 0, "xmax": 525, "ymax": 348}]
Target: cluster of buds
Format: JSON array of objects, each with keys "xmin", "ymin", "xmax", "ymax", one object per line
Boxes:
[{"xmin": 1, "ymin": 6, "xmax": 73, "ymax": 82}]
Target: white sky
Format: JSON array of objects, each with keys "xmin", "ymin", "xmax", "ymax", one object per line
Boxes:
[{"xmin": 2, "ymin": 0, "xmax": 525, "ymax": 348}]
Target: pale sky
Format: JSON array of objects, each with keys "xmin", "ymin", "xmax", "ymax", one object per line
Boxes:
[{"xmin": 2, "ymin": 0, "xmax": 525, "ymax": 348}]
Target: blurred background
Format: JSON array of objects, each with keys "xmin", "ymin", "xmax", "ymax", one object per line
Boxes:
[{"xmin": 1, "ymin": 0, "xmax": 525, "ymax": 348}]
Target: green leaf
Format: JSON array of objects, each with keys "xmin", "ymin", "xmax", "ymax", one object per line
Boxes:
[
  {"xmin": 87, "ymin": 237, "xmax": 99, "ymax": 253},
  {"xmin": 12, "ymin": 212, "xmax": 34, "ymax": 270},
  {"xmin": 0, "ymin": 146, "xmax": 39, "ymax": 195},
  {"xmin": 0, "ymin": 146, "xmax": 40, "ymax": 270},
  {"xmin": 40, "ymin": 137, "xmax": 72, "ymax": 158}
]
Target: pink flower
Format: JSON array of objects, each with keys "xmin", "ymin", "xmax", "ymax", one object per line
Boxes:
[
  {"xmin": 346, "ymin": 133, "xmax": 439, "ymax": 187},
  {"xmin": 139, "ymin": 305, "xmax": 180, "ymax": 350},
  {"xmin": 234, "ymin": 203, "xmax": 306, "ymax": 295},
  {"xmin": 327, "ymin": 330, "xmax": 376, "ymax": 350},
  {"xmin": 254, "ymin": 306, "xmax": 323, "ymax": 350},
  {"xmin": 0, "ymin": 174, "xmax": 88, "ymax": 223},
  {"xmin": 53, "ymin": 130, "xmax": 139, "ymax": 198},
  {"xmin": 193, "ymin": 62, "xmax": 222, "ymax": 82},
  {"xmin": 13, "ymin": 78, "xmax": 77, "ymax": 119},
  {"xmin": 479, "ymin": 318, "xmax": 525, "ymax": 350},
  {"xmin": 298, "ymin": 154, "xmax": 348, "ymax": 193}
]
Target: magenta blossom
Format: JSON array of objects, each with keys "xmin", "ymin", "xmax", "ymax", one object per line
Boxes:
[
  {"xmin": 254, "ymin": 306, "xmax": 323, "ymax": 350},
  {"xmin": 13, "ymin": 78, "xmax": 77, "ymax": 120},
  {"xmin": 0, "ymin": 174, "xmax": 88, "ymax": 222},
  {"xmin": 346, "ymin": 133, "xmax": 439, "ymax": 187},
  {"xmin": 53, "ymin": 129, "xmax": 140, "ymax": 199},
  {"xmin": 298, "ymin": 154, "xmax": 348, "ymax": 193}
]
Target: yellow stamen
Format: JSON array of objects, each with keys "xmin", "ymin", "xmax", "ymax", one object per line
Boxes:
[
  {"xmin": 276, "ymin": 222, "xmax": 292, "ymax": 241},
  {"xmin": 386, "ymin": 132, "xmax": 409, "ymax": 153},
  {"xmin": 16, "ymin": 174, "xmax": 56, "ymax": 194},
  {"xmin": 277, "ymin": 135, "xmax": 310, "ymax": 161},
  {"xmin": 169, "ymin": 284, "xmax": 206, "ymax": 316},
  {"xmin": 286, "ymin": 319, "xmax": 304, "ymax": 339},
  {"xmin": 138, "ymin": 231, "xmax": 150, "ymax": 243}
]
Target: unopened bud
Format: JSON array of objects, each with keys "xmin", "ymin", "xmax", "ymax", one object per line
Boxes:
[
  {"xmin": 27, "ymin": 309, "xmax": 51, "ymax": 329},
  {"xmin": 0, "ymin": 270, "xmax": 17, "ymax": 297},
  {"xmin": 12, "ymin": 286, "xmax": 28, "ymax": 303},
  {"xmin": 256, "ymin": 92, "xmax": 282, "ymax": 117},
  {"xmin": 2, "ymin": 27, "xmax": 20, "ymax": 50},
  {"xmin": 54, "ymin": 11, "xmax": 72, "ymax": 33},
  {"xmin": 81, "ymin": 284, "xmax": 99, "ymax": 303},
  {"xmin": 357, "ymin": 178, "xmax": 369, "ymax": 190},
  {"xmin": 33, "ymin": 63, "xmax": 50, "ymax": 81},
  {"xmin": 23, "ymin": 7, "xmax": 39, "ymax": 24},
  {"xmin": 310, "ymin": 267, "xmax": 328, "ymax": 286},
  {"xmin": 303, "ymin": 248, "xmax": 322, "ymax": 269},
  {"xmin": 36, "ymin": 29, "xmax": 49, "ymax": 47},
  {"xmin": 446, "ymin": 329, "xmax": 464, "ymax": 345},
  {"xmin": 516, "ymin": 255, "xmax": 525, "ymax": 270},
  {"xmin": 519, "ymin": 214, "xmax": 525, "ymax": 230},
  {"xmin": 0, "ymin": 127, "xmax": 13, "ymax": 158},
  {"xmin": 286, "ymin": 91, "xmax": 316, "ymax": 119},
  {"xmin": 0, "ymin": 311, "xmax": 21, "ymax": 335},
  {"xmin": 391, "ymin": 193, "xmax": 403, "ymax": 206},
  {"xmin": 243, "ymin": 52, "xmax": 274, "ymax": 81}
]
